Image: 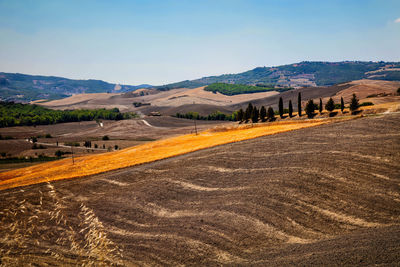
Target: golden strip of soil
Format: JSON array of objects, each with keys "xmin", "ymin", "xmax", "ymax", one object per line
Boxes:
[{"xmin": 0, "ymin": 117, "xmax": 356, "ymax": 191}]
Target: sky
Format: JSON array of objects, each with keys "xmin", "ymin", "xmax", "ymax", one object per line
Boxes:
[{"xmin": 0, "ymin": 0, "xmax": 399, "ymax": 85}]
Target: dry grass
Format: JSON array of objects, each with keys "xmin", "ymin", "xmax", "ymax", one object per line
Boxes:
[
  {"xmin": 0, "ymin": 116, "xmax": 360, "ymax": 191},
  {"xmin": 0, "ymin": 182, "xmax": 124, "ymax": 266}
]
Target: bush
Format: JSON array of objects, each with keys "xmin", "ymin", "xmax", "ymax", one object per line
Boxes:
[
  {"xmin": 114, "ymin": 145, "xmax": 119, "ymax": 150},
  {"xmin": 94, "ymin": 144, "xmax": 98, "ymax": 148},
  {"xmin": 305, "ymin": 99, "xmax": 315, "ymax": 118},
  {"xmin": 325, "ymin": 98, "xmax": 335, "ymax": 112},
  {"xmin": 397, "ymin": 87, "xmax": 400, "ymax": 95},
  {"xmin": 359, "ymin": 102, "xmax": 374, "ymax": 107},
  {"xmin": 45, "ymin": 133, "xmax": 52, "ymax": 138},
  {"xmin": 55, "ymin": 150, "xmax": 63, "ymax": 157},
  {"xmin": 102, "ymin": 135, "xmax": 110, "ymax": 140},
  {"xmin": 84, "ymin": 140, "xmax": 92, "ymax": 148},
  {"xmin": 32, "ymin": 143, "xmax": 46, "ymax": 149}
]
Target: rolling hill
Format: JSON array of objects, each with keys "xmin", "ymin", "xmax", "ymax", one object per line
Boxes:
[
  {"xmin": 156, "ymin": 61, "xmax": 400, "ymax": 90},
  {"xmin": 0, "ymin": 72, "xmax": 152, "ymax": 102}
]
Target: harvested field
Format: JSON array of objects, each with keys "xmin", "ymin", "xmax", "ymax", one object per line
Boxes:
[
  {"xmin": 0, "ymin": 118, "xmax": 335, "ymax": 190},
  {"xmin": 0, "ymin": 113, "xmax": 399, "ymax": 265}
]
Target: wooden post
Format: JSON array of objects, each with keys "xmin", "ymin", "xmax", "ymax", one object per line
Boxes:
[{"xmin": 71, "ymin": 146, "xmax": 74, "ymax": 165}]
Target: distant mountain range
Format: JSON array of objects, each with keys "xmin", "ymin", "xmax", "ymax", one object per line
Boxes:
[
  {"xmin": 155, "ymin": 61, "xmax": 400, "ymax": 90},
  {"xmin": 0, "ymin": 72, "xmax": 152, "ymax": 102},
  {"xmin": 2, "ymin": 61, "xmax": 400, "ymax": 102}
]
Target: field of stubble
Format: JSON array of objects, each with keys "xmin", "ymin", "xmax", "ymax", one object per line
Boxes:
[{"xmin": 0, "ymin": 113, "xmax": 399, "ymax": 266}]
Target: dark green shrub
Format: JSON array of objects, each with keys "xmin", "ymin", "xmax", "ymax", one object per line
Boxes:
[
  {"xmin": 102, "ymin": 135, "xmax": 110, "ymax": 141},
  {"xmin": 359, "ymin": 102, "xmax": 374, "ymax": 107},
  {"xmin": 305, "ymin": 99, "xmax": 315, "ymax": 118},
  {"xmin": 325, "ymin": 98, "xmax": 335, "ymax": 112}
]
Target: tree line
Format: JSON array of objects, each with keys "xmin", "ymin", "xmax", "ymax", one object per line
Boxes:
[
  {"xmin": 0, "ymin": 102, "xmax": 137, "ymax": 128},
  {"xmin": 236, "ymin": 92, "xmax": 362, "ymax": 123},
  {"xmin": 175, "ymin": 111, "xmax": 236, "ymax": 121}
]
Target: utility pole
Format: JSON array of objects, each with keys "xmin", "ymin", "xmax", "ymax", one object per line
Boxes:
[
  {"xmin": 193, "ymin": 119, "xmax": 198, "ymax": 135},
  {"xmin": 193, "ymin": 101, "xmax": 197, "ymax": 135},
  {"xmin": 71, "ymin": 146, "xmax": 74, "ymax": 165}
]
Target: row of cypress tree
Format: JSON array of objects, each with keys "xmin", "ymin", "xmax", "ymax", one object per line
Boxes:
[{"xmin": 236, "ymin": 92, "xmax": 360, "ymax": 122}]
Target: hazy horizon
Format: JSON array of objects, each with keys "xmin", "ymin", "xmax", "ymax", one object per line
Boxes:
[{"xmin": 1, "ymin": 0, "xmax": 399, "ymax": 85}]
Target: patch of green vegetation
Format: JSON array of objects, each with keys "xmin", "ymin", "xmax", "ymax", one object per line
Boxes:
[
  {"xmin": 204, "ymin": 83, "xmax": 278, "ymax": 96},
  {"xmin": 64, "ymin": 142, "xmax": 80, "ymax": 147},
  {"xmin": 0, "ymin": 102, "xmax": 137, "ymax": 128},
  {"xmin": 175, "ymin": 110, "xmax": 236, "ymax": 121},
  {"xmin": 359, "ymin": 102, "xmax": 374, "ymax": 107},
  {"xmin": 0, "ymin": 155, "xmax": 61, "ymax": 164},
  {"xmin": 134, "ymin": 137, "xmax": 156, "ymax": 142}
]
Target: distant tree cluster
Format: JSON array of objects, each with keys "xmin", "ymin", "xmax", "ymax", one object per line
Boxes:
[
  {"xmin": 175, "ymin": 111, "xmax": 236, "ymax": 121},
  {"xmin": 0, "ymin": 102, "xmax": 137, "ymax": 128},
  {"xmin": 204, "ymin": 83, "xmax": 276, "ymax": 96}
]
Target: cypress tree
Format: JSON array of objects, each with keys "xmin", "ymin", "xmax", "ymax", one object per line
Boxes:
[
  {"xmin": 325, "ymin": 97, "xmax": 335, "ymax": 112},
  {"xmin": 297, "ymin": 92, "xmax": 302, "ymax": 117},
  {"xmin": 245, "ymin": 103, "xmax": 253, "ymax": 122},
  {"xmin": 251, "ymin": 106, "xmax": 259, "ymax": 123},
  {"xmin": 305, "ymin": 99, "xmax": 315, "ymax": 118},
  {"xmin": 349, "ymin": 93, "xmax": 359, "ymax": 114},
  {"xmin": 237, "ymin": 109, "xmax": 244, "ymax": 122},
  {"xmin": 260, "ymin": 106, "xmax": 267, "ymax": 122},
  {"xmin": 341, "ymin": 97, "xmax": 344, "ymax": 113},
  {"xmin": 267, "ymin": 107, "xmax": 275, "ymax": 121},
  {"xmin": 278, "ymin": 97, "xmax": 284, "ymax": 118},
  {"xmin": 288, "ymin": 100, "xmax": 293, "ymax": 117},
  {"xmin": 319, "ymin": 98, "xmax": 323, "ymax": 114}
]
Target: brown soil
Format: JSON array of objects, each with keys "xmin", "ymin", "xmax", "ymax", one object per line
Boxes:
[
  {"xmin": 0, "ymin": 117, "xmax": 227, "ymax": 170},
  {"xmin": 0, "ymin": 113, "xmax": 399, "ymax": 265}
]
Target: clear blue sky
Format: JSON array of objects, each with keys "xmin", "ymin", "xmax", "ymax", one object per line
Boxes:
[{"xmin": 0, "ymin": 0, "xmax": 399, "ymax": 85}]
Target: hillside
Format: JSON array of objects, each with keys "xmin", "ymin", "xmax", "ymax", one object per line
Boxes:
[
  {"xmin": 0, "ymin": 72, "xmax": 152, "ymax": 102},
  {"xmin": 156, "ymin": 61, "xmax": 400, "ymax": 90}
]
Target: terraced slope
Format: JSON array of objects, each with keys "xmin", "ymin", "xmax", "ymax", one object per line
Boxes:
[{"xmin": 0, "ymin": 113, "xmax": 399, "ymax": 265}]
